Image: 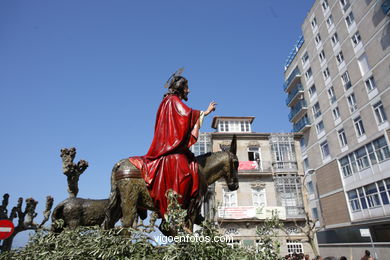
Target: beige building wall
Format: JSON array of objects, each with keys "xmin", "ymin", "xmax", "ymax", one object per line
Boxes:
[{"xmin": 209, "ymin": 128, "xmax": 315, "ymax": 257}]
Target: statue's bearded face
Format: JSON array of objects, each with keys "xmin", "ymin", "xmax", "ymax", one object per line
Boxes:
[{"xmin": 182, "ymin": 85, "xmax": 189, "ymax": 101}]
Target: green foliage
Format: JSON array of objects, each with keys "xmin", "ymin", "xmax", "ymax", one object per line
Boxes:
[
  {"xmin": 255, "ymin": 213, "xmax": 284, "ymax": 260},
  {"xmin": 0, "ymin": 195, "xmax": 285, "ymax": 260}
]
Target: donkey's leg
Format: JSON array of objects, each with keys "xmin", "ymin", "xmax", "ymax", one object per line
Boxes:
[{"xmin": 117, "ymin": 179, "xmax": 138, "ymax": 229}]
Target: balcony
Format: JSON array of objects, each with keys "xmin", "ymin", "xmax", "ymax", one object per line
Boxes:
[
  {"xmin": 293, "ymin": 116, "xmax": 311, "ymax": 132},
  {"xmin": 286, "ymin": 84, "xmax": 304, "ymax": 107},
  {"xmin": 238, "ymin": 161, "xmax": 272, "ymax": 174},
  {"xmin": 285, "ymin": 206, "xmax": 306, "ymax": 219},
  {"xmin": 283, "ymin": 67, "xmax": 301, "ymax": 93},
  {"xmin": 217, "ymin": 206, "xmax": 288, "ymax": 220},
  {"xmin": 288, "ymin": 100, "xmax": 308, "ymax": 122},
  {"xmin": 284, "ymin": 35, "xmax": 304, "ymax": 71},
  {"xmin": 272, "ymin": 161, "xmax": 298, "ymax": 172}
]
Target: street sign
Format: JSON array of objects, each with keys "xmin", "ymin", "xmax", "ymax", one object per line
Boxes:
[
  {"xmin": 0, "ymin": 220, "xmax": 14, "ymax": 240},
  {"xmin": 360, "ymin": 228, "xmax": 371, "ymax": 237}
]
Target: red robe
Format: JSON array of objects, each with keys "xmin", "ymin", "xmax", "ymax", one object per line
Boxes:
[{"xmin": 130, "ymin": 94, "xmax": 201, "ymax": 217}]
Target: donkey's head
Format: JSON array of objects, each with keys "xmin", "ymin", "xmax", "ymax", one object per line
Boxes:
[{"xmin": 225, "ymin": 135, "xmax": 239, "ymax": 191}]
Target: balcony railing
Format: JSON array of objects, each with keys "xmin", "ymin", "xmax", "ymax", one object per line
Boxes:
[
  {"xmin": 283, "ymin": 67, "xmax": 301, "ymax": 92},
  {"xmin": 288, "ymin": 100, "xmax": 308, "ymax": 121},
  {"xmin": 285, "ymin": 84, "xmax": 304, "ymax": 106},
  {"xmin": 285, "ymin": 206, "xmax": 305, "ymax": 219},
  {"xmin": 272, "ymin": 161, "xmax": 298, "ymax": 172},
  {"xmin": 284, "ymin": 35, "xmax": 304, "ymax": 71},
  {"xmin": 238, "ymin": 161, "xmax": 273, "ymax": 173},
  {"xmin": 293, "ymin": 116, "xmax": 311, "ymax": 132}
]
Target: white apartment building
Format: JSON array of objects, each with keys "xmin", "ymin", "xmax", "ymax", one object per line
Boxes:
[{"xmin": 283, "ymin": 1, "xmax": 390, "ymax": 259}]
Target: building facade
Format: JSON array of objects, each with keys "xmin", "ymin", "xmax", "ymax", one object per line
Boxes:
[
  {"xmin": 196, "ymin": 116, "xmax": 315, "ymax": 257},
  {"xmin": 283, "ymin": 0, "xmax": 390, "ymax": 258}
]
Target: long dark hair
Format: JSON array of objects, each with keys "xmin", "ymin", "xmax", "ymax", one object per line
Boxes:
[{"xmin": 163, "ymin": 76, "xmax": 188, "ymax": 99}]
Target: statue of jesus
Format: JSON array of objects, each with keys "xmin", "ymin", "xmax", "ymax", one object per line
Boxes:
[{"xmin": 129, "ymin": 71, "xmax": 216, "ymax": 222}]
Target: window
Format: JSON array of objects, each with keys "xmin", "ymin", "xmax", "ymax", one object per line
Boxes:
[
  {"xmin": 309, "ymin": 84, "xmax": 317, "ymax": 97},
  {"xmin": 355, "ymin": 146, "xmax": 370, "ymax": 170},
  {"xmin": 270, "ymin": 135, "xmax": 297, "ymax": 171},
  {"xmin": 371, "ymin": 136, "xmax": 390, "ymax": 163},
  {"xmin": 373, "ymin": 101, "xmax": 387, "ymax": 124},
  {"xmin": 305, "ymin": 68, "xmax": 313, "ymax": 80},
  {"xmin": 316, "ymin": 120, "xmax": 325, "ymax": 134},
  {"xmin": 336, "ymin": 51, "xmax": 344, "ymax": 65},
  {"xmin": 331, "ymin": 33, "xmax": 339, "ymax": 46},
  {"xmin": 315, "ymin": 33, "xmax": 322, "ymax": 45},
  {"xmin": 327, "ymin": 86, "xmax": 336, "ymax": 104},
  {"xmin": 322, "ymin": 0, "xmax": 329, "ymax": 11},
  {"xmin": 333, "ymin": 106, "xmax": 341, "ymax": 120},
  {"xmin": 358, "ymin": 54, "xmax": 370, "ymax": 76},
  {"xmin": 302, "ymin": 52, "xmax": 309, "ymax": 64},
  {"xmin": 319, "ymin": 49, "xmax": 326, "ymax": 62},
  {"xmin": 274, "ymin": 174, "xmax": 304, "ymax": 217},
  {"xmin": 358, "ymin": 187, "xmax": 368, "ymax": 209},
  {"xmin": 312, "ymin": 102, "xmax": 322, "ymax": 118},
  {"xmin": 303, "ymin": 157, "xmax": 309, "ymax": 172},
  {"xmin": 340, "ymin": 156, "xmax": 353, "ymax": 177},
  {"xmin": 307, "ymin": 181, "xmax": 314, "ymax": 194},
  {"xmin": 338, "ymin": 129, "xmax": 348, "ymax": 147},
  {"xmin": 348, "ymin": 190, "xmax": 361, "ymax": 211},
  {"xmin": 340, "ymin": 0, "xmax": 350, "ymax": 11},
  {"xmin": 354, "ymin": 116, "xmax": 365, "ymax": 136},
  {"xmin": 326, "ymin": 15, "xmax": 333, "ymax": 28},
  {"xmin": 341, "ymin": 71, "xmax": 352, "ymax": 90},
  {"xmin": 378, "ymin": 180, "xmax": 390, "ymax": 205},
  {"xmin": 345, "ymin": 12, "xmax": 355, "ymax": 27},
  {"xmin": 340, "ymin": 136, "xmax": 390, "ymax": 177},
  {"xmin": 219, "ymin": 121, "xmax": 229, "ymax": 132},
  {"xmin": 321, "ymin": 141, "xmax": 330, "ymax": 158},
  {"xmin": 365, "ymin": 76, "xmax": 376, "ymax": 92},
  {"xmin": 365, "ymin": 183, "xmax": 381, "ymax": 208},
  {"xmin": 311, "ymin": 17, "xmax": 317, "ymax": 29},
  {"xmin": 347, "ymin": 93, "xmax": 357, "ymax": 113},
  {"xmin": 252, "ymin": 187, "xmax": 266, "ymax": 207},
  {"xmin": 223, "ymin": 189, "xmax": 237, "ymax": 207},
  {"xmin": 241, "ymin": 121, "xmax": 250, "ymax": 132},
  {"xmin": 323, "ymin": 67, "xmax": 330, "ymax": 79},
  {"xmin": 287, "ymin": 240, "xmax": 304, "ymax": 255},
  {"xmin": 300, "ymin": 137, "xmax": 306, "ymax": 151},
  {"xmin": 351, "ymin": 31, "xmax": 361, "ymax": 46},
  {"xmin": 219, "ymin": 120, "xmax": 250, "ymax": 132},
  {"xmin": 191, "ymin": 133, "xmax": 211, "ymax": 156},
  {"xmin": 312, "ymin": 208, "xmax": 319, "ymax": 219},
  {"xmin": 248, "ymin": 147, "xmax": 260, "ymax": 163},
  {"xmin": 227, "ymin": 240, "xmax": 242, "ymax": 249}
]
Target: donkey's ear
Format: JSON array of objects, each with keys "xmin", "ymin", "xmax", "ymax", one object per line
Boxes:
[{"xmin": 230, "ymin": 134, "xmax": 237, "ymax": 155}]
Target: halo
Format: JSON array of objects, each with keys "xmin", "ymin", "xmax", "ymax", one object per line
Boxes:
[{"xmin": 164, "ymin": 67, "xmax": 185, "ymax": 88}]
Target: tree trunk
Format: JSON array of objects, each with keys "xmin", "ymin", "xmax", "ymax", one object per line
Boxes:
[
  {"xmin": 0, "ymin": 232, "xmax": 17, "ymax": 252},
  {"xmin": 308, "ymin": 236, "xmax": 319, "ymax": 256}
]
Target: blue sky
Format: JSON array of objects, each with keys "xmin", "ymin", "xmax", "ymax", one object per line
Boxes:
[{"xmin": 0, "ymin": 0, "xmax": 313, "ymax": 246}]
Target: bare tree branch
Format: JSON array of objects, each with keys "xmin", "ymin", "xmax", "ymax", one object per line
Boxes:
[
  {"xmin": 60, "ymin": 148, "xmax": 89, "ymax": 198},
  {"xmin": 38, "ymin": 196, "xmax": 54, "ymax": 228},
  {"xmin": 0, "ymin": 194, "xmax": 54, "ymax": 252},
  {"xmin": 0, "ymin": 193, "xmax": 9, "ymax": 220}
]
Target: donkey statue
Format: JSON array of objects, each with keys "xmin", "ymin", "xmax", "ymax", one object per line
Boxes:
[{"xmin": 102, "ymin": 135, "xmax": 239, "ymax": 234}]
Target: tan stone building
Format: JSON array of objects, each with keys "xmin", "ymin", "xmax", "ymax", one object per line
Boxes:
[
  {"xmin": 191, "ymin": 116, "xmax": 316, "ymax": 257},
  {"xmin": 283, "ymin": 0, "xmax": 390, "ymax": 259}
]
